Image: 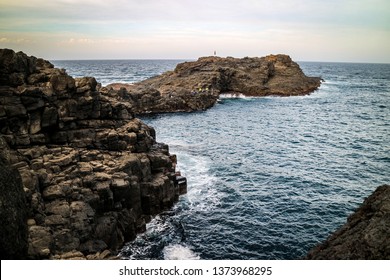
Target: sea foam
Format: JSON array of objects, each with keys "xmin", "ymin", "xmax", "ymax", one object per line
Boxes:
[{"xmin": 163, "ymin": 244, "xmax": 200, "ymax": 260}]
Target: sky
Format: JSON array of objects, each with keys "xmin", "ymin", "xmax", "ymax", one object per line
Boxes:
[{"xmin": 0, "ymin": 0, "xmax": 389, "ymax": 62}]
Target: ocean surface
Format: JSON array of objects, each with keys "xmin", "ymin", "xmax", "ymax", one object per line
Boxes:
[
  {"xmin": 53, "ymin": 59, "xmax": 185, "ymax": 86},
  {"xmin": 53, "ymin": 59, "xmax": 390, "ymax": 260}
]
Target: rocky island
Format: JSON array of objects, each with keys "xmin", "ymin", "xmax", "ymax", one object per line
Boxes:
[{"xmin": 106, "ymin": 54, "xmax": 322, "ymax": 114}]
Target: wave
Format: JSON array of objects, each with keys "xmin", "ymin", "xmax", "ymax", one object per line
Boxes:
[
  {"xmin": 163, "ymin": 244, "xmax": 200, "ymax": 260},
  {"xmin": 219, "ymin": 93, "xmax": 255, "ymax": 99}
]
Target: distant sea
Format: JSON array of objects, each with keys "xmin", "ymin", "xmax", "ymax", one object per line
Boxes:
[
  {"xmin": 53, "ymin": 60, "xmax": 390, "ymax": 259},
  {"xmin": 53, "ymin": 59, "xmax": 186, "ymax": 86}
]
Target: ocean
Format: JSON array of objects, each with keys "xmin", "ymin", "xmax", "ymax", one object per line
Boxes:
[{"xmin": 53, "ymin": 59, "xmax": 390, "ymax": 260}]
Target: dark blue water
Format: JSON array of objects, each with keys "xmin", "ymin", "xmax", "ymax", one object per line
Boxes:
[
  {"xmin": 53, "ymin": 59, "xmax": 185, "ymax": 86},
  {"xmin": 53, "ymin": 60, "xmax": 390, "ymax": 259}
]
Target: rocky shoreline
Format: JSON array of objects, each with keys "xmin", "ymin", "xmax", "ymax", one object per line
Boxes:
[
  {"xmin": 0, "ymin": 49, "xmax": 187, "ymax": 259},
  {"xmin": 1, "ymin": 49, "xmax": 388, "ymax": 260}
]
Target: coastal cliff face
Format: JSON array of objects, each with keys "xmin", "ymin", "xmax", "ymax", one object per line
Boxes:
[
  {"xmin": 306, "ymin": 184, "xmax": 390, "ymax": 259},
  {"xmin": 107, "ymin": 55, "xmax": 322, "ymax": 114},
  {"xmin": 0, "ymin": 49, "xmax": 186, "ymax": 259}
]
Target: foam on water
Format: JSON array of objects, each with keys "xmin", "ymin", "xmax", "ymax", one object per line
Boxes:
[
  {"xmin": 134, "ymin": 62, "xmax": 389, "ymax": 260},
  {"xmin": 219, "ymin": 93, "xmax": 254, "ymax": 99},
  {"xmin": 163, "ymin": 244, "xmax": 200, "ymax": 260}
]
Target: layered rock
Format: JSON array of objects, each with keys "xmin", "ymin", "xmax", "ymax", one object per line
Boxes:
[
  {"xmin": 107, "ymin": 55, "xmax": 321, "ymax": 114},
  {"xmin": 0, "ymin": 49, "xmax": 186, "ymax": 259},
  {"xmin": 306, "ymin": 184, "xmax": 390, "ymax": 259}
]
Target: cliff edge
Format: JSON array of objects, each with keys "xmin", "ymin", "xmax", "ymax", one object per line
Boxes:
[
  {"xmin": 306, "ymin": 184, "xmax": 390, "ymax": 259},
  {"xmin": 107, "ymin": 55, "xmax": 322, "ymax": 114},
  {"xmin": 0, "ymin": 49, "xmax": 186, "ymax": 259}
]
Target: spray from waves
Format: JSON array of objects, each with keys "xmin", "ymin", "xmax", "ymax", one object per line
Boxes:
[
  {"xmin": 119, "ymin": 148, "xmax": 219, "ymax": 260},
  {"xmin": 219, "ymin": 93, "xmax": 248, "ymax": 99},
  {"xmin": 171, "ymin": 146, "xmax": 221, "ymax": 212},
  {"xmin": 163, "ymin": 244, "xmax": 200, "ymax": 260},
  {"xmin": 119, "ymin": 211, "xmax": 186, "ymax": 260},
  {"xmin": 219, "ymin": 93, "xmax": 257, "ymax": 99}
]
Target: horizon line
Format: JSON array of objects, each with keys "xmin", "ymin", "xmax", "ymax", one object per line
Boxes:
[{"xmin": 49, "ymin": 57, "xmax": 390, "ymax": 65}]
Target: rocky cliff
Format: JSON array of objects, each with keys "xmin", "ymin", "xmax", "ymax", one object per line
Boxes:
[
  {"xmin": 0, "ymin": 49, "xmax": 186, "ymax": 259},
  {"xmin": 107, "ymin": 55, "xmax": 322, "ymax": 114},
  {"xmin": 306, "ymin": 184, "xmax": 390, "ymax": 259}
]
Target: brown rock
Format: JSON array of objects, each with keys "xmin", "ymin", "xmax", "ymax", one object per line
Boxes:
[
  {"xmin": 107, "ymin": 54, "xmax": 321, "ymax": 114},
  {"xmin": 28, "ymin": 225, "xmax": 53, "ymax": 258},
  {"xmin": 45, "ymin": 201, "xmax": 71, "ymax": 218},
  {"xmin": 50, "ymin": 74, "xmax": 75, "ymax": 94},
  {"xmin": 69, "ymin": 201, "xmax": 95, "ymax": 241},
  {"xmin": 56, "ymin": 250, "xmax": 85, "ymax": 260},
  {"xmin": 75, "ymin": 77, "xmax": 98, "ymax": 92}
]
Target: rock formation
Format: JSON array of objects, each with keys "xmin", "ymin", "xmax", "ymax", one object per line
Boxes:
[
  {"xmin": 0, "ymin": 49, "xmax": 186, "ymax": 259},
  {"xmin": 107, "ymin": 55, "xmax": 321, "ymax": 114},
  {"xmin": 306, "ymin": 184, "xmax": 390, "ymax": 259},
  {"xmin": 0, "ymin": 49, "xmax": 322, "ymax": 259}
]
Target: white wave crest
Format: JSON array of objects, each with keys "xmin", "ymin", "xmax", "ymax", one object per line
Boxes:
[
  {"xmin": 163, "ymin": 244, "xmax": 200, "ymax": 260},
  {"xmin": 219, "ymin": 93, "xmax": 251, "ymax": 99}
]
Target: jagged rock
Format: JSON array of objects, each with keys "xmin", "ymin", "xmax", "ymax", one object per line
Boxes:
[
  {"xmin": 0, "ymin": 48, "xmax": 187, "ymax": 259},
  {"xmin": 0, "ymin": 49, "xmax": 36, "ymax": 86},
  {"xmin": 28, "ymin": 225, "xmax": 53, "ymax": 258},
  {"xmin": 55, "ymin": 250, "xmax": 85, "ymax": 260},
  {"xmin": 107, "ymin": 55, "xmax": 321, "ymax": 114},
  {"xmin": 306, "ymin": 185, "xmax": 390, "ymax": 259},
  {"xmin": 75, "ymin": 77, "xmax": 98, "ymax": 93}
]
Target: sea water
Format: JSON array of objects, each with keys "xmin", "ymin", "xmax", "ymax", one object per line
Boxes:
[{"xmin": 53, "ymin": 60, "xmax": 390, "ymax": 259}]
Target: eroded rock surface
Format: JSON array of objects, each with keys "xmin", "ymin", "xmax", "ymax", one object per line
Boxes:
[
  {"xmin": 306, "ymin": 185, "xmax": 390, "ymax": 259},
  {"xmin": 107, "ymin": 55, "xmax": 322, "ymax": 114},
  {"xmin": 0, "ymin": 49, "xmax": 186, "ymax": 259}
]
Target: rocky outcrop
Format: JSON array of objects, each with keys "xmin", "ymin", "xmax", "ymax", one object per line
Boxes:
[
  {"xmin": 0, "ymin": 49, "xmax": 186, "ymax": 259},
  {"xmin": 107, "ymin": 55, "xmax": 321, "ymax": 114},
  {"xmin": 306, "ymin": 185, "xmax": 390, "ymax": 259}
]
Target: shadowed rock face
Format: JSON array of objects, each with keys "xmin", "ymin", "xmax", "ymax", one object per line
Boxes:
[
  {"xmin": 306, "ymin": 185, "xmax": 390, "ymax": 260},
  {"xmin": 0, "ymin": 154, "xmax": 28, "ymax": 259},
  {"xmin": 0, "ymin": 49, "xmax": 186, "ymax": 259},
  {"xmin": 107, "ymin": 55, "xmax": 322, "ymax": 114}
]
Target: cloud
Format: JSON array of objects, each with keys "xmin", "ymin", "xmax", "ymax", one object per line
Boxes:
[
  {"xmin": 1, "ymin": 0, "xmax": 387, "ymax": 26},
  {"xmin": 65, "ymin": 38, "xmax": 95, "ymax": 44},
  {"xmin": 0, "ymin": 36, "xmax": 33, "ymax": 44},
  {"xmin": 1, "ymin": 0, "xmax": 389, "ymax": 61}
]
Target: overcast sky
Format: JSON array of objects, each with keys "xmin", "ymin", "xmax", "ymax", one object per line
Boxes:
[{"xmin": 1, "ymin": 0, "xmax": 389, "ymax": 62}]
